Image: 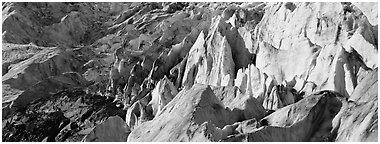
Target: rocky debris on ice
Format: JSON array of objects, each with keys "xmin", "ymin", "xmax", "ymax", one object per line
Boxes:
[
  {"xmin": 2, "ymin": 43, "xmax": 44, "ymax": 76},
  {"xmin": 2, "ymin": 2, "xmax": 114, "ymax": 47},
  {"xmin": 2, "ymin": 47, "xmax": 92, "ymax": 118},
  {"xmin": 2, "ymin": 90, "xmax": 126, "ymax": 142}
]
